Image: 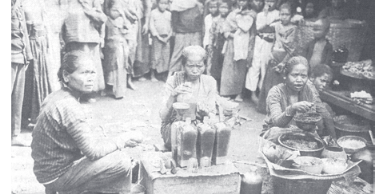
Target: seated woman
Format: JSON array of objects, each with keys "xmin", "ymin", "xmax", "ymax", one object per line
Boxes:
[
  {"xmin": 159, "ymin": 45, "xmax": 218, "ymax": 150},
  {"xmin": 262, "ymin": 56, "xmax": 337, "ymax": 141},
  {"xmin": 31, "ymin": 51, "xmax": 138, "ymax": 194}
]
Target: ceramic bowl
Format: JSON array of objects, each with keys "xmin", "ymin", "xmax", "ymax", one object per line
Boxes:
[{"xmin": 337, "ymin": 136, "xmax": 367, "ymax": 154}]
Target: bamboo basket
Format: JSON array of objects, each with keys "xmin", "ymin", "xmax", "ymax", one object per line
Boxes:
[{"xmin": 298, "ymin": 19, "xmax": 368, "ymax": 61}]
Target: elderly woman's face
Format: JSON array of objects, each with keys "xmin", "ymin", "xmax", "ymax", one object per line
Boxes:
[
  {"xmin": 184, "ymin": 54, "xmax": 205, "ymax": 80},
  {"xmin": 65, "ymin": 58, "xmax": 96, "ymax": 93},
  {"xmin": 286, "ymin": 64, "xmax": 309, "ymax": 92}
]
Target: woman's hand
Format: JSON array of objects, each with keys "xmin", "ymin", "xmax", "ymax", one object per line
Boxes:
[
  {"xmin": 291, "ymin": 101, "xmax": 314, "ymax": 113},
  {"xmin": 273, "ymin": 63, "xmax": 285, "ymax": 73},
  {"xmin": 171, "ymin": 84, "xmax": 192, "ymax": 97}
]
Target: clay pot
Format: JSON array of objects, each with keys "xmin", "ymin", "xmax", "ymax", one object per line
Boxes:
[{"xmin": 321, "ymin": 146, "xmax": 347, "ymax": 161}]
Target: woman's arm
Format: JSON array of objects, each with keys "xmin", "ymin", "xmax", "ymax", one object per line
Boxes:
[
  {"xmin": 81, "ymin": 0, "xmax": 107, "ymax": 27},
  {"xmin": 142, "ymin": 0, "xmax": 152, "ymax": 34},
  {"xmin": 159, "ymin": 76, "xmax": 177, "ymax": 121},
  {"xmin": 266, "ymin": 87, "xmax": 295, "ymax": 127},
  {"xmin": 63, "ymin": 105, "xmax": 125, "ymax": 160}
]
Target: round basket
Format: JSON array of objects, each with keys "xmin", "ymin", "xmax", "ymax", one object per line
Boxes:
[{"xmin": 298, "ymin": 19, "xmax": 368, "ymax": 61}]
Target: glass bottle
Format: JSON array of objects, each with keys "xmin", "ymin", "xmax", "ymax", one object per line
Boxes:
[
  {"xmin": 240, "ymin": 167, "xmax": 263, "ymax": 194},
  {"xmin": 177, "ymin": 117, "xmax": 198, "ymax": 167},
  {"xmin": 197, "ymin": 116, "xmax": 216, "ymax": 167},
  {"xmin": 212, "ymin": 122, "xmax": 232, "ymax": 165}
]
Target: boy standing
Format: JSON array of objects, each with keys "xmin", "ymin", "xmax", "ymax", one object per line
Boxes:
[{"xmin": 150, "ymin": 0, "xmax": 173, "ymax": 81}]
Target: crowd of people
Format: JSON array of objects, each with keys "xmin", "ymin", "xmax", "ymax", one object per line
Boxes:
[{"xmin": 11, "ymin": 0, "xmax": 372, "ymax": 193}]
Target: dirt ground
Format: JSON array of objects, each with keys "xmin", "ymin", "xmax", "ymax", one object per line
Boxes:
[{"xmin": 11, "ymin": 79, "xmax": 266, "ymax": 194}]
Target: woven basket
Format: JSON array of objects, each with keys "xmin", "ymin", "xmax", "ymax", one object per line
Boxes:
[
  {"xmin": 272, "ymin": 176, "xmax": 332, "ymax": 194},
  {"xmin": 298, "ymin": 19, "xmax": 368, "ymax": 61}
]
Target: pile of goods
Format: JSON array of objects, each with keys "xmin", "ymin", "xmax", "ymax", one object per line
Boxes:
[
  {"xmin": 293, "ymin": 112, "xmax": 322, "ymax": 131},
  {"xmin": 282, "ymin": 139, "xmax": 319, "ymax": 151},
  {"xmin": 341, "ymin": 59, "xmax": 375, "ymax": 79},
  {"xmin": 350, "ymin": 90, "xmax": 373, "ymax": 104}
]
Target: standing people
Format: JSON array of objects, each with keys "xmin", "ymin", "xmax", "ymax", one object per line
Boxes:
[
  {"xmin": 44, "ymin": 0, "xmax": 66, "ymax": 92},
  {"xmin": 245, "ymin": 0, "xmax": 279, "ymax": 104},
  {"xmin": 62, "ymin": 0, "xmax": 107, "ymax": 102},
  {"xmin": 22, "ymin": 0, "xmax": 53, "ymax": 125},
  {"xmin": 219, "ymin": 0, "xmax": 256, "ymax": 101},
  {"xmin": 208, "ymin": 0, "xmax": 232, "ymax": 85},
  {"xmin": 149, "ymin": 0, "xmax": 173, "ymax": 81},
  {"xmin": 203, "ymin": 0, "xmax": 219, "ymax": 76},
  {"xmin": 31, "ymin": 51, "xmax": 138, "ymax": 194},
  {"xmin": 103, "ymin": 0, "xmax": 131, "ymax": 99},
  {"xmin": 12, "ymin": 0, "xmax": 33, "ymax": 146},
  {"xmin": 257, "ymin": 2, "xmax": 298, "ymax": 113},
  {"xmin": 168, "ymin": 0, "xmax": 204, "ymax": 77},
  {"xmin": 132, "ymin": 0, "xmax": 152, "ymax": 81}
]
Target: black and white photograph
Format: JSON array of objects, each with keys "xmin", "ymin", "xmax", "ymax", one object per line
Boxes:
[{"xmin": 10, "ymin": 0, "xmax": 377, "ymax": 193}]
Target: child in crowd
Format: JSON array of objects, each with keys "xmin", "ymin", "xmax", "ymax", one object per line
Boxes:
[
  {"xmin": 257, "ymin": 2, "xmax": 298, "ymax": 113},
  {"xmin": 220, "ymin": 0, "xmax": 256, "ymax": 101},
  {"xmin": 310, "ymin": 64, "xmax": 333, "ymax": 93},
  {"xmin": 303, "ymin": 0, "xmax": 318, "ymax": 20},
  {"xmin": 149, "ymin": 0, "xmax": 172, "ymax": 81},
  {"xmin": 203, "ymin": 0, "xmax": 219, "ymax": 75},
  {"xmin": 302, "ymin": 18, "xmax": 333, "ymax": 71},
  {"xmin": 203, "ymin": 0, "xmax": 219, "ymax": 51},
  {"xmin": 208, "ymin": 0, "xmax": 232, "ymax": 85},
  {"xmin": 103, "ymin": 0, "xmax": 131, "ymax": 99},
  {"xmin": 309, "ymin": 64, "xmax": 336, "ymax": 136},
  {"xmin": 245, "ymin": 0, "xmax": 278, "ymax": 104}
]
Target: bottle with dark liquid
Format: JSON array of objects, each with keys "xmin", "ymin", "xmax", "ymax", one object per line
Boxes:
[
  {"xmin": 240, "ymin": 167, "xmax": 263, "ymax": 194},
  {"xmin": 171, "ymin": 102, "xmax": 190, "ymax": 162},
  {"xmin": 197, "ymin": 116, "xmax": 216, "ymax": 167},
  {"xmin": 177, "ymin": 117, "xmax": 198, "ymax": 168},
  {"xmin": 212, "ymin": 122, "xmax": 232, "ymax": 165}
]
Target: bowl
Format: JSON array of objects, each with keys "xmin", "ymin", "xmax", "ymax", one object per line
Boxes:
[
  {"xmin": 337, "ymin": 136, "xmax": 367, "ymax": 154},
  {"xmin": 278, "ymin": 132, "xmax": 325, "ymax": 157},
  {"xmin": 294, "ymin": 113, "xmax": 322, "ymax": 131},
  {"xmin": 322, "ymin": 158, "xmax": 348, "ymax": 174},
  {"xmin": 292, "ymin": 156, "xmax": 324, "ymax": 174}
]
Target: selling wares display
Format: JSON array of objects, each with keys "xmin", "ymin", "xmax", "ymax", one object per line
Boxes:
[
  {"xmin": 260, "ymin": 128, "xmax": 362, "ymax": 194},
  {"xmin": 298, "ymin": 19, "xmax": 367, "ymax": 61}
]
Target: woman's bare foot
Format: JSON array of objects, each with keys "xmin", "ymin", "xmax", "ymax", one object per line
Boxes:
[
  {"xmin": 235, "ymin": 94, "xmax": 243, "ymax": 102},
  {"xmin": 127, "ymin": 76, "xmax": 137, "ymax": 90},
  {"xmin": 251, "ymin": 92, "xmax": 259, "ymax": 104}
]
